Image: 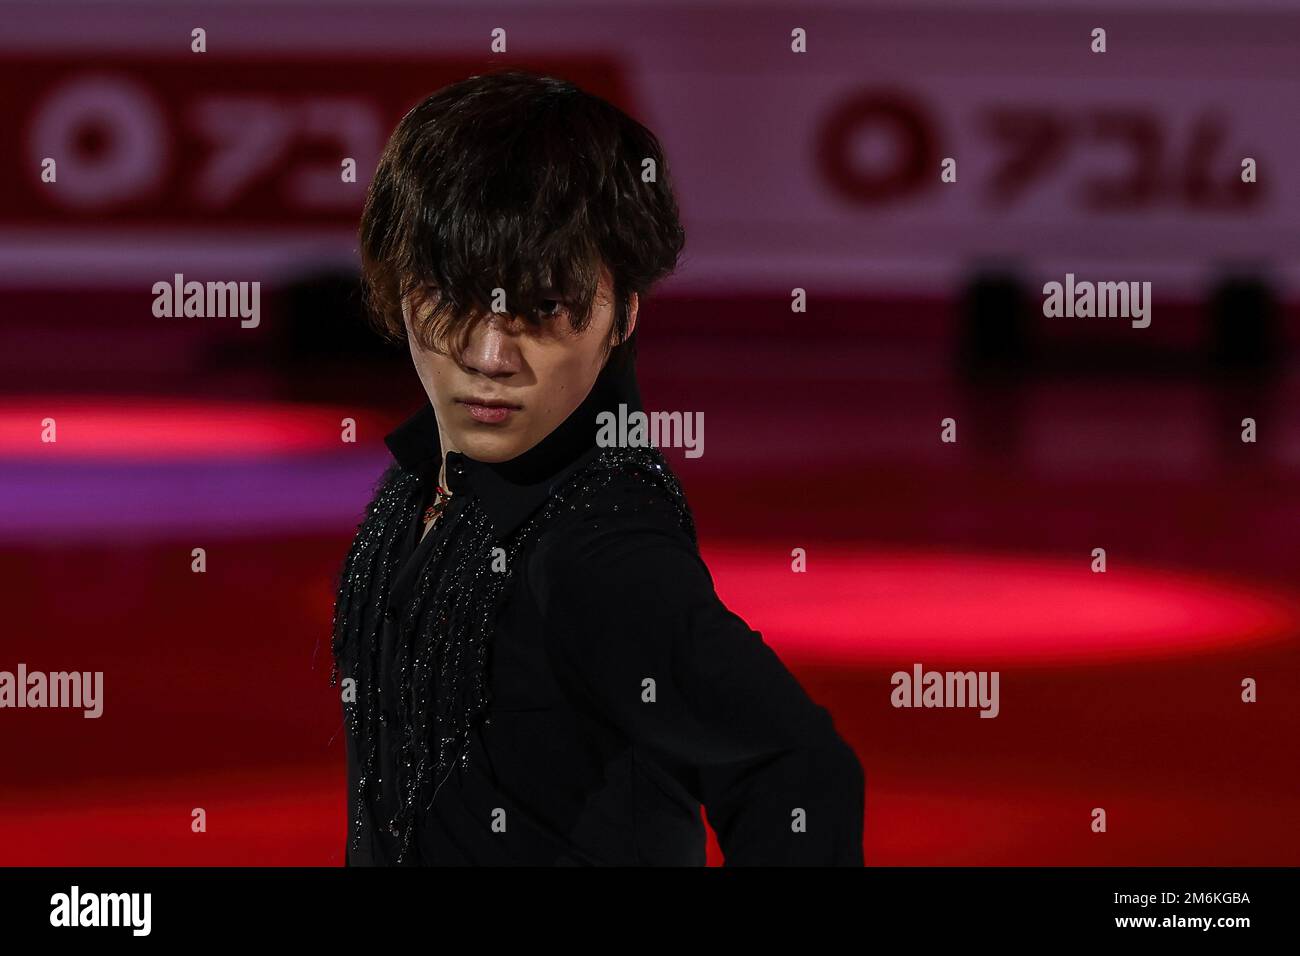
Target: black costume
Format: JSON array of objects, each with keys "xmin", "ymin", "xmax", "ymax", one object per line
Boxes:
[{"xmin": 331, "ymin": 338, "xmax": 864, "ymax": 865}]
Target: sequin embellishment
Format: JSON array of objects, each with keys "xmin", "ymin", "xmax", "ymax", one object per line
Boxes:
[{"xmin": 329, "ymin": 445, "xmax": 696, "ymax": 863}]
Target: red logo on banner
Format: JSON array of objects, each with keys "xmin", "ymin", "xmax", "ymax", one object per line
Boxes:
[{"xmin": 2, "ymin": 57, "xmax": 629, "ymax": 227}]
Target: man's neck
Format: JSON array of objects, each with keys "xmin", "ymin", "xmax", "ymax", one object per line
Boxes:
[{"xmin": 437, "ymin": 424, "xmax": 454, "ymax": 490}]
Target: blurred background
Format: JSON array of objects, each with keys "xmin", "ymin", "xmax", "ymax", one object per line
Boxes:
[{"xmin": 0, "ymin": 0, "xmax": 1297, "ymax": 865}]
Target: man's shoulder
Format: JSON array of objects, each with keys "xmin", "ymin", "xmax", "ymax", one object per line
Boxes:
[
  {"xmin": 364, "ymin": 460, "xmax": 418, "ymax": 508},
  {"xmin": 523, "ymin": 449, "xmax": 699, "ymax": 605},
  {"xmin": 545, "ymin": 448, "xmax": 696, "ymax": 544}
]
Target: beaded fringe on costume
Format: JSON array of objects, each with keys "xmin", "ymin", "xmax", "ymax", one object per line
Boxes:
[{"xmin": 328, "ymin": 445, "xmax": 696, "ymax": 863}]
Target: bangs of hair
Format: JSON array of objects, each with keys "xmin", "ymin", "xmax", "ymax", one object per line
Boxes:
[{"xmin": 359, "ymin": 69, "xmax": 685, "ymax": 356}]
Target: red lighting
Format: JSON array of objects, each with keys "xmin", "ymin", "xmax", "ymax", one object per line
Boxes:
[
  {"xmin": 0, "ymin": 398, "xmax": 384, "ymax": 460},
  {"xmin": 705, "ymin": 545, "xmax": 1299, "ymax": 665}
]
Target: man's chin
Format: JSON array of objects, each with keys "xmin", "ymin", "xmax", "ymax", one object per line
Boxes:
[{"xmin": 454, "ymin": 431, "xmax": 530, "ymax": 464}]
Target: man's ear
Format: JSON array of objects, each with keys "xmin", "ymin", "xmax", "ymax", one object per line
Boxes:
[{"xmin": 621, "ymin": 292, "xmax": 639, "ymax": 344}]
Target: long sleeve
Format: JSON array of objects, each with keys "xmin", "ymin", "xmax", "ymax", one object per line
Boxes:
[{"xmin": 536, "ymin": 492, "xmax": 865, "ymax": 866}]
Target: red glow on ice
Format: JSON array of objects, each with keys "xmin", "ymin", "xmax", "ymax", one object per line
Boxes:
[
  {"xmin": 0, "ymin": 398, "xmax": 382, "ymax": 460},
  {"xmin": 704, "ymin": 545, "xmax": 1299, "ymax": 664}
]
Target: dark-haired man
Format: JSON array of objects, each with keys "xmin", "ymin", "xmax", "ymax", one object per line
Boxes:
[{"xmin": 331, "ymin": 69, "xmax": 864, "ymax": 866}]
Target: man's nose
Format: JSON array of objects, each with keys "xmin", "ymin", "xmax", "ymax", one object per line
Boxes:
[{"xmin": 459, "ymin": 312, "xmax": 522, "ymax": 378}]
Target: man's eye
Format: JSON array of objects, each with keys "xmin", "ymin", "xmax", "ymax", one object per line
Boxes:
[{"xmin": 535, "ymin": 298, "xmax": 567, "ymax": 319}]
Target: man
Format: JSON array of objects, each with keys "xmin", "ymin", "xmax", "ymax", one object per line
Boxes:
[{"xmin": 330, "ymin": 69, "xmax": 864, "ymax": 865}]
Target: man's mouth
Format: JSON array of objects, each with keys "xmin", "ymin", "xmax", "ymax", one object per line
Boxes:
[{"xmin": 455, "ymin": 396, "xmax": 521, "ymax": 424}]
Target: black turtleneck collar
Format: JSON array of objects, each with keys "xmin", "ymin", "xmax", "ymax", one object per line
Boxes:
[{"xmin": 383, "ymin": 331, "xmax": 643, "ymax": 539}]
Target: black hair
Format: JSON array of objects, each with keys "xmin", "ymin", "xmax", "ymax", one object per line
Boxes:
[{"xmin": 359, "ymin": 68, "xmax": 685, "ymax": 360}]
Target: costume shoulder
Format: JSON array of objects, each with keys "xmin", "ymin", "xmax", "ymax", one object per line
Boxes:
[
  {"xmin": 556, "ymin": 446, "xmax": 696, "ymax": 541},
  {"xmin": 524, "ymin": 447, "xmax": 699, "ymax": 610}
]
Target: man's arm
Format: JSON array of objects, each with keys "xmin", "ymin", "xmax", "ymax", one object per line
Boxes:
[{"xmin": 537, "ymin": 487, "xmax": 864, "ymax": 865}]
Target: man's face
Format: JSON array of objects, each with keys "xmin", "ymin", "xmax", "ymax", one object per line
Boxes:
[{"xmin": 402, "ymin": 267, "xmax": 636, "ymax": 464}]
